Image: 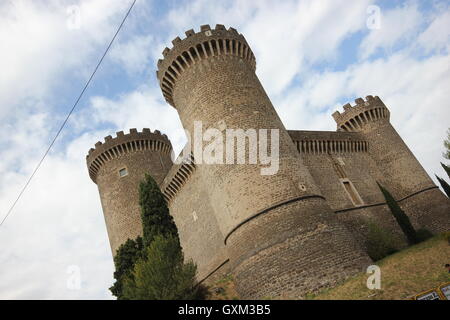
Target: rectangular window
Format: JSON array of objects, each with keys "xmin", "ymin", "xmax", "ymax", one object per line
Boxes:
[
  {"xmin": 341, "ymin": 179, "xmax": 363, "ymax": 206},
  {"xmin": 119, "ymin": 168, "xmax": 128, "ymax": 177}
]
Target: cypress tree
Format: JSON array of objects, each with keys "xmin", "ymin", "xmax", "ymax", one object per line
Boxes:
[
  {"xmin": 440, "ymin": 162, "xmax": 450, "ymax": 179},
  {"xmin": 443, "ymin": 128, "xmax": 450, "ymax": 160},
  {"xmin": 110, "ymin": 174, "xmax": 181, "ymax": 299},
  {"xmin": 377, "ymin": 182, "xmax": 419, "ymax": 245},
  {"xmin": 436, "ymin": 175, "xmax": 450, "ymax": 198},
  {"xmin": 139, "ymin": 174, "xmax": 179, "ymax": 247}
]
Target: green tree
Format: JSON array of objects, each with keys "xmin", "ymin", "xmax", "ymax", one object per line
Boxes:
[
  {"xmin": 377, "ymin": 183, "xmax": 419, "ymax": 245},
  {"xmin": 122, "ymin": 235, "xmax": 199, "ymax": 300},
  {"xmin": 444, "ymin": 128, "xmax": 450, "ymax": 160},
  {"xmin": 441, "ymin": 162, "xmax": 450, "ymax": 179},
  {"xmin": 110, "ymin": 174, "xmax": 200, "ymax": 300},
  {"xmin": 110, "ymin": 237, "xmax": 144, "ymax": 299},
  {"xmin": 110, "ymin": 174, "xmax": 181, "ymax": 299},
  {"xmin": 139, "ymin": 174, "xmax": 179, "ymax": 247},
  {"xmin": 436, "ymin": 175, "xmax": 450, "ymax": 198}
]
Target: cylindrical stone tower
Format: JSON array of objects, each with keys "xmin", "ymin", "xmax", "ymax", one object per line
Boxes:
[
  {"xmin": 156, "ymin": 24, "xmax": 371, "ymax": 299},
  {"xmin": 333, "ymin": 96, "xmax": 450, "ymax": 233},
  {"xmin": 86, "ymin": 128, "xmax": 173, "ymax": 256}
]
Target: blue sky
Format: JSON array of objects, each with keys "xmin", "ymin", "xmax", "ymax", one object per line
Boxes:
[{"xmin": 0, "ymin": 0, "xmax": 449, "ymax": 299}]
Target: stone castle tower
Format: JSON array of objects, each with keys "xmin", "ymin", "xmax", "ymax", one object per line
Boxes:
[
  {"xmin": 86, "ymin": 129, "xmax": 172, "ymax": 254},
  {"xmin": 87, "ymin": 25, "xmax": 450, "ymax": 299}
]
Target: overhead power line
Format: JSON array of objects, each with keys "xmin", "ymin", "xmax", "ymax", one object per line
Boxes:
[{"xmin": 0, "ymin": 0, "xmax": 137, "ymax": 226}]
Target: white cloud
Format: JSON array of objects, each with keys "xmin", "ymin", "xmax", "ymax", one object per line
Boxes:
[
  {"xmin": 0, "ymin": 0, "xmax": 130, "ymax": 299},
  {"xmin": 109, "ymin": 34, "xmax": 156, "ymax": 74},
  {"xmin": 161, "ymin": 0, "xmax": 371, "ymax": 95},
  {"xmin": 417, "ymin": 9, "xmax": 450, "ymax": 53},
  {"xmin": 0, "ymin": 0, "xmax": 128, "ymax": 120},
  {"xmin": 85, "ymin": 85, "xmax": 187, "ymax": 156},
  {"xmin": 275, "ymin": 49, "xmax": 450, "ymax": 187},
  {"xmin": 359, "ymin": 1, "xmax": 422, "ymax": 59},
  {"xmin": 0, "ymin": 131, "xmax": 115, "ymax": 299}
]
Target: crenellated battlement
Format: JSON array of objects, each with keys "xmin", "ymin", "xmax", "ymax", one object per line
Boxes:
[
  {"xmin": 156, "ymin": 24, "xmax": 256, "ymax": 107},
  {"xmin": 160, "ymin": 148, "xmax": 196, "ymax": 203},
  {"xmin": 332, "ymin": 95, "xmax": 390, "ymax": 132},
  {"xmin": 288, "ymin": 130, "xmax": 369, "ymax": 155},
  {"xmin": 86, "ymin": 128, "xmax": 172, "ymax": 183}
]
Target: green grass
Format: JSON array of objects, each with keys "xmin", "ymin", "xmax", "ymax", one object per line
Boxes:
[
  {"xmin": 206, "ymin": 274, "xmax": 240, "ymax": 300},
  {"xmin": 314, "ymin": 232, "xmax": 450, "ymax": 300},
  {"xmin": 205, "ymin": 232, "xmax": 450, "ymax": 300}
]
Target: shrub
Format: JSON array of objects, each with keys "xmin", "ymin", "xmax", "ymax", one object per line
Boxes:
[
  {"xmin": 415, "ymin": 228, "xmax": 433, "ymax": 242},
  {"xmin": 365, "ymin": 222, "xmax": 399, "ymax": 261},
  {"xmin": 122, "ymin": 235, "xmax": 200, "ymax": 300}
]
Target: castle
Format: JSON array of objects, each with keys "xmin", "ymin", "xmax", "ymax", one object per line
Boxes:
[{"xmin": 86, "ymin": 25, "xmax": 450, "ymax": 299}]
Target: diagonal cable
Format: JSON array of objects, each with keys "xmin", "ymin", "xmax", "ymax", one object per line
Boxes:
[{"xmin": 0, "ymin": 0, "xmax": 137, "ymax": 226}]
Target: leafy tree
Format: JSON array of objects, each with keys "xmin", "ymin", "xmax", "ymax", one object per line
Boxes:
[
  {"xmin": 444, "ymin": 128, "xmax": 450, "ymax": 160},
  {"xmin": 377, "ymin": 182, "xmax": 419, "ymax": 245},
  {"xmin": 122, "ymin": 235, "xmax": 199, "ymax": 300},
  {"xmin": 110, "ymin": 237, "xmax": 144, "ymax": 299},
  {"xmin": 110, "ymin": 174, "xmax": 200, "ymax": 300},
  {"xmin": 139, "ymin": 174, "xmax": 179, "ymax": 247},
  {"xmin": 436, "ymin": 175, "xmax": 450, "ymax": 198}
]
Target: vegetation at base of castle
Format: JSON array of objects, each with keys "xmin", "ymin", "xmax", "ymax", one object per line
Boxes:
[
  {"xmin": 415, "ymin": 228, "xmax": 434, "ymax": 243},
  {"xmin": 435, "ymin": 175, "xmax": 450, "ymax": 198},
  {"xmin": 139, "ymin": 174, "xmax": 180, "ymax": 248},
  {"xmin": 110, "ymin": 174, "xmax": 202, "ymax": 300},
  {"xmin": 205, "ymin": 274, "xmax": 240, "ymax": 300},
  {"xmin": 122, "ymin": 235, "xmax": 201, "ymax": 300},
  {"xmin": 313, "ymin": 232, "xmax": 450, "ymax": 300},
  {"xmin": 443, "ymin": 128, "xmax": 450, "ymax": 160},
  {"xmin": 110, "ymin": 237, "xmax": 144, "ymax": 299},
  {"xmin": 364, "ymin": 222, "xmax": 399, "ymax": 261},
  {"xmin": 377, "ymin": 183, "xmax": 419, "ymax": 246}
]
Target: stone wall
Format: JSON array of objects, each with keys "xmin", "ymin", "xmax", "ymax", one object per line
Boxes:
[{"xmin": 161, "ymin": 155, "xmax": 230, "ymax": 283}]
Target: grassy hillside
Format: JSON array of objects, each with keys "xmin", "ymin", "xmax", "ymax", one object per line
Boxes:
[
  {"xmin": 206, "ymin": 232, "xmax": 450, "ymax": 300},
  {"xmin": 205, "ymin": 274, "xmax": 240, "ymax": 300},
  {"xmin": 313, "ymin": 232, "xmax": 450, "ymax": 300}
]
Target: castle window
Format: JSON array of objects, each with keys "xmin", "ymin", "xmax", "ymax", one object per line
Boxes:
[
  {"xmin": 118, "ymin": 168, "xmax": 128, "ymax": 178},
  {"xmin": 340, "ymin": 179, "xmax": 363, "ymax": 206}
]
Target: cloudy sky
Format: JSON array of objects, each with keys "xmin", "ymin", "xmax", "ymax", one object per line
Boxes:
[{"xmin": 0, "ymin": 0, "xmax": 449, "ymax": 299}]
